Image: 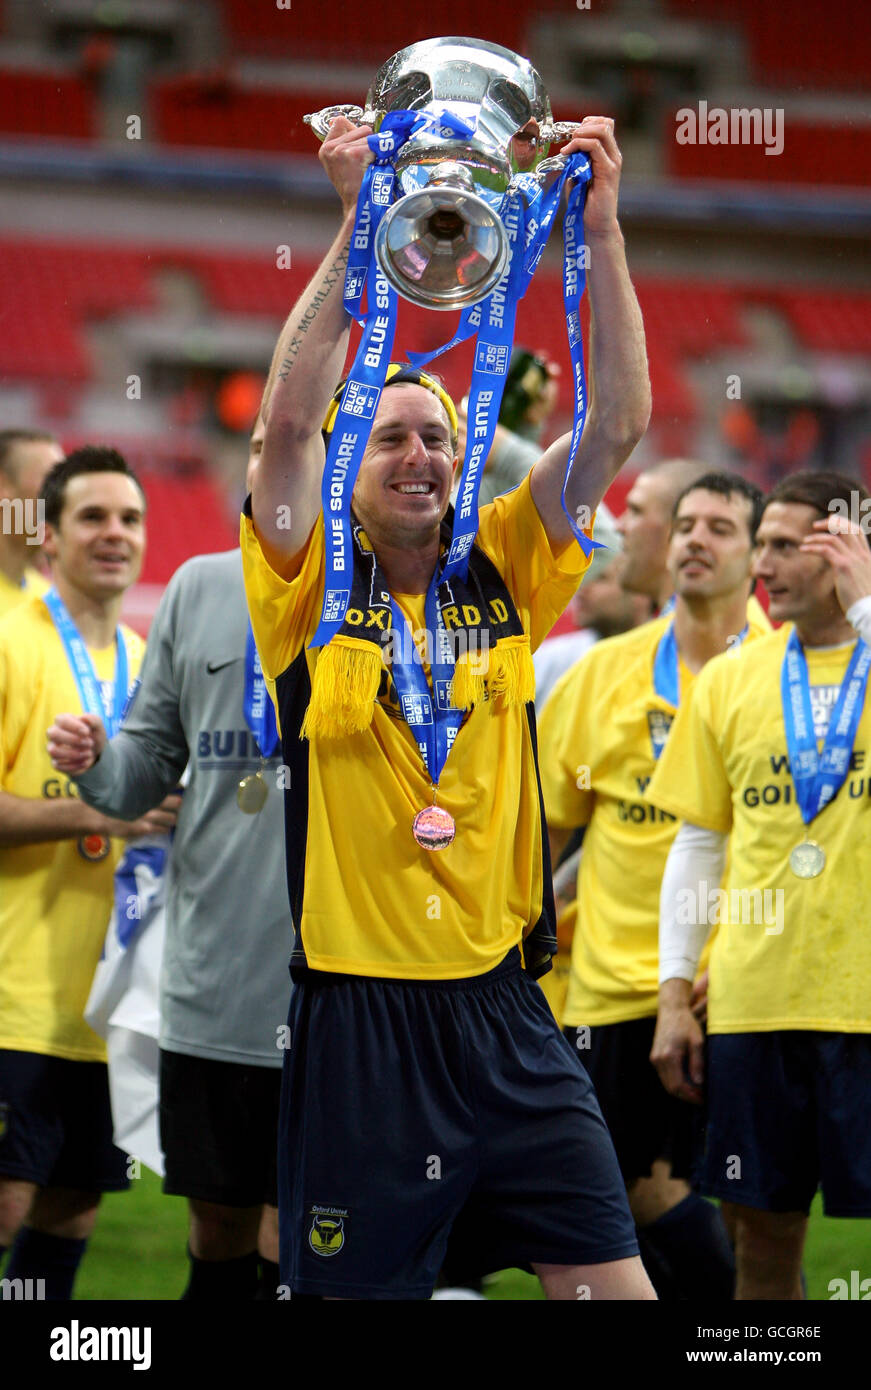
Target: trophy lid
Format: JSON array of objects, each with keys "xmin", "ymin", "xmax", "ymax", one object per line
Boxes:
[{"xmin": 365, "ymin": 36, "xmax": 554, "ymax": 133}]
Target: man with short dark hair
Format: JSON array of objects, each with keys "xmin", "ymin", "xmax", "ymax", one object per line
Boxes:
[
  {"xmin": 48, "ymin": 421, "xmax": 293, "ymax": 1302},
  {"xmin": 540, "ymin": 472, "xmax": 768, "ymax": 1299},
  {"xmin": 650, "ymin": 469, "xmax": 871, "ymax": 1299},
  {"xmin": 0, "ymin": 429, "xmax": 63, "ymax": 618},
  {"xmin": 0, "ymin": 447, "xmax": 177, "ymax": 1299}
]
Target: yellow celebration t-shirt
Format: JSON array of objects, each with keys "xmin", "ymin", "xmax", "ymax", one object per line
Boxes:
[
  {"xmin": 646, "ymin": 625, "xmax": 871, "ymax": 1033},
  {"xmin": 0, "ymin": 596, "xmax": 145, "ymax": 1061},
  {"xmin": 241, "ymin": 475, "xmax": 591, "ymax": 980},
  {"xmin": 0, "ymin": 565, "xmax": 49, "ymax": 621},
  {"xmin": 539, "ymin": 605, "xmax": 770, "ymax": 1027}
]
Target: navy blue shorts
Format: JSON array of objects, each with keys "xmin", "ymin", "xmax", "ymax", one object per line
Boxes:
[
  {"xmin": 565, "ymin": 1016, "xmax": 702, "ymax": 1184},
  {"xmin": 0, "ymin": 1049, "xmax": 130, "ymax": 1192},
  {"xmin": 278, "ymin": 949, "xmax": 638, "ymax": 1299},
  {"xmin": 699, "ymin": 1032, "xmax": 871, "ymax": 1216}
]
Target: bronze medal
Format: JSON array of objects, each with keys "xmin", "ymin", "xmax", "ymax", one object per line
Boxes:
[
  {"xmin": 412, "ymin": 804, "xmax": 456, "ymax": 851},
  {"xmin": 789, "ymin": 840, "xmax": 826, "ymax": 879},
  {"xmin": 237, "ymin": 772, "xmax": 268, "ymax": 814},
  {"xmin": 77, "ymin": 833, "xmax": 111, "ymax": 862}
]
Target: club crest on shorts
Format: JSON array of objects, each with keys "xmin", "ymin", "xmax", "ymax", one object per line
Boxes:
[
  {"xmin": 0, "ymin": 1101, "xmax": 9, "ymax": 1140},
  {"xmin": 308, "ymin": 1205, "xmax": 348, "ymax": 1257}
]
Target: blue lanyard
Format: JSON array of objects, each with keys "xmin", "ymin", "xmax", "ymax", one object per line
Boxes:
[
  {"xmin": 651, "ymin": 620, "xmax": 749, "ymax": 755},
  {"xmin": 386, "ymin": 588, "xmax": 462, "ymax": 784},
  {"xmin": 244, "ymin": 623, "xmax": 279, "ymax": 759},
  {"xmin": 652, "ymin": 622, "xmax": 681, "ymax": 710},
  {"xmin": 44, "ymin": 587, "xmax": 129, "ymax": 737},
  {"xmin": 781, "ymin": 629, "xmax": 871, "ymax": 824}
]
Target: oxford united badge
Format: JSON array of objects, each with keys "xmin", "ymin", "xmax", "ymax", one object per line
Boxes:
[{"xmin": 308, "ymin": 1207, "xmax": 347, "ymax": 1257}]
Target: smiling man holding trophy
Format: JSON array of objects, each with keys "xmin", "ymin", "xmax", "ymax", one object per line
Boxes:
[{"xmin": 244, "ymin": 36, "xmax": 653, "ymax": 1299}]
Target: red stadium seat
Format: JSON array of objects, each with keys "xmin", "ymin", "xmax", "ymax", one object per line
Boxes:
[
  {"xmin": 0, "ymin": 67, "xmax": 95, "ymax": 139},
  {"xmin": 665, "ymin": 0, "xmax": 870, "ymax": 90},
  {"xmin": 774, "ymin": 289, "xmax": 871, "ymax": 355},
  {"xmin": 667, "ymin": 111, "xmax": 871, "ymax": 187}
]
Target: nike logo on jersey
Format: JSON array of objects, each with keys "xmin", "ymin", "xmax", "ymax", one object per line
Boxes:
[{"xmin": 206, "ymin": 658, "xmax": 242, "ymax": 673}]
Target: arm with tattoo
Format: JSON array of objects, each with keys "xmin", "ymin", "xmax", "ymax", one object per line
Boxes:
[{"xmin": 253, "ymin": 118, "xmax": 372, "ymax": 567}]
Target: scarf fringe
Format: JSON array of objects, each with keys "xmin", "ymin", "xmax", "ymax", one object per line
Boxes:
[
  {"xmin": 450, "ymin": 649, "xmax": 488, "ymax": 710},
  {"xmin": 301, "ymin": 639, "xmax": 382, "ymax": 740},
  {"xmin": 452, "ymin": 635, "xmax": 535, "ymax": 711},
  {"xmin": 302, "ymin": 636, "xmax": 536, "ymax": 739}
]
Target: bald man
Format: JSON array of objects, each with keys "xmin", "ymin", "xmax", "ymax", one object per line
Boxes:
[
  {"xmin": 0, "ymin": 430, "xmax": 64, "ymax": 619},
  {"xmin": 617, "ymin": 460, "xmax": 711, "ymax": 613}
]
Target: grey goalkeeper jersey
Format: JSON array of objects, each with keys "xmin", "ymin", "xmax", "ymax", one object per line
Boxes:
[{"xmin": 77, "ymin": 549, "xmax": 292, "ymax": 1067}]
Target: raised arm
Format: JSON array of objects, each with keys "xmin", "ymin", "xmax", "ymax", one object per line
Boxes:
[
  {"xmin": 253, "ymin": 117, "xmax": 374, "ymax": 573},
  {"xmin": 530, "ymin": 117, "xmax": 651, "ymax": 548}
]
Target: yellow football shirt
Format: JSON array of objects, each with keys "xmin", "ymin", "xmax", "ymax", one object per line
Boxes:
[
  {"xmin": 647, "ymin": 625, "xmax": 871, "ymax": 1033},
  {"xmin": 539, "ymin": 605, "xmax": 770, "ymax": 1027},
  {"xmin": 0, "ymin": 596, "xmax": 145, "ymax": 1061},
  {"xmin": 0, "ymin": 565, "xmax": 49, "ymax": 620},
  {"xmin": 241, "ymin": 475, "xmax": 591, "ymax": 980}
]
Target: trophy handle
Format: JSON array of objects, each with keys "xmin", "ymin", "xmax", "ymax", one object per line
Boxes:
[
  {"xmin": 304, "ymin": 105, "xmax": 382, "ymax": 141},
  {"xmin": 538, "ymin": 120, "xmax": 583, "ymax": 144}
]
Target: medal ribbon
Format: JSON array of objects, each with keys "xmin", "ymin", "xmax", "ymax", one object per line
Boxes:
[
  {"xmin": 244, "ymin": 623, "xmax": 279, "ymax": 759},
  {"xmin": 652, "ymin": 621, "xmax": 749, "ymax": 757},
  {"xmin": 386, "ymin": 593, "xmax": 462, "ymax": 783},
  {"xmin": 44, "ymin": 587, "xmax": 129, "ymax": 737},
  {"xmin": 781, "ymin": 629, "xmax": 871, "ymax": 823}
]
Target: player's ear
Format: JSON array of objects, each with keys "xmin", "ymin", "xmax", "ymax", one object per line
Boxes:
[{"xmin": 41, "ymin": 521, "xmax": 59, "ymax": 559}]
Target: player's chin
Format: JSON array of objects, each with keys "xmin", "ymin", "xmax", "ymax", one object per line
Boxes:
[
  {"xmin": 92, "ymin": 568, "xmax": 136, "ymax": 595},
  {"xmin": 765, "ymin": 593, "xmax": 794, "ymax": 621},
  {"xmin": 675, "ymin": 574, "xmax": 713, "ymax": 599}
]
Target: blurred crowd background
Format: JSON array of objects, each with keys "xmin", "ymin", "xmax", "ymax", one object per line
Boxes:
[{"xmin": 0, "ymin": 0, "xmax": 868, "ymax": 634}]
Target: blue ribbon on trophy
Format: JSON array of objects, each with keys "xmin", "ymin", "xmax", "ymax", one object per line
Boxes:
[{"xmin": 303, "ymin": 39, "xmax": 609, "ymax": 853}]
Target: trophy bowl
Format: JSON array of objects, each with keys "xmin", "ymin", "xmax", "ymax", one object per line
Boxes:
[{"xmin": 305, "ymin": 36, "xmax": 580, "ymax": 310}]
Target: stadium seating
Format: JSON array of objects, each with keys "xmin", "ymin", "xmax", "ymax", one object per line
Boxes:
[
  {"xmin": 0, "ymin": 66, "xmax": 95, "ymax": 139},
  {"xmin": 666, "ymin": 0, "xmax": 870, "ymax": 91},
  {"xmin": 218, "ymin": 0, "xmax": 531, "ymax": 62},
  {"xmin": 5, "ymin": 232, "xmax": 864, "ymax": 430},
  {"xmin": 668, "ymin": 114, "xmax": 871, "ymax": 187}
]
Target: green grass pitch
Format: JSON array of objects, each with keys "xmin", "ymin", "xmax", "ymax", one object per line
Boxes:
[{"xmin": 66, "ymin": 1168, "xmax": 868, "ymax": 1301}]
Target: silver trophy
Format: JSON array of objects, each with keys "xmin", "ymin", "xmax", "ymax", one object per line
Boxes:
[{"xmin": 305, "ymin": 36, "xmax": 582, "ymax": 310}]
